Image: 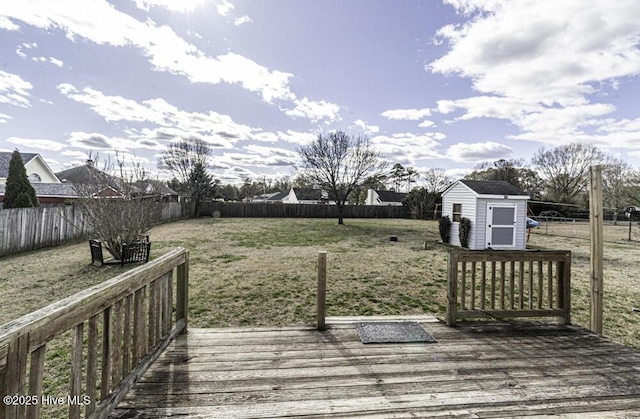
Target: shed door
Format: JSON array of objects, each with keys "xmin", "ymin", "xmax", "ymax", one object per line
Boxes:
[{"xmin": 486, "ymin": 203, "xmax": 517, "ymax": 248}]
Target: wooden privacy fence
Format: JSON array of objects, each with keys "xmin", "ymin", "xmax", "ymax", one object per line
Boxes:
[
  {"xmin": 0, "ymin": 202, "xmax": 192, "ymax": 258},
  {"xmin": 446, "ymin": 249, "xmax": 571, "ymax": 326},
  {"xmin": 201, "ymin": 201, "xmax": 410, "ymax": 219},
  {"xmin": 0, "ymin": 206, "xmax": 89, "ymax": 257},
  {"xmin": 0, "ymin": 247, "xmax": 189, "ymax": 419}
]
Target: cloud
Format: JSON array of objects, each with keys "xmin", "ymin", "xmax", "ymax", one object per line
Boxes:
[
  {"xmin": 7, "ymin": 137, "xmax": 67, "ymax": 151},
  {"xmin": 354, "ymin": 119, "xmax": 380, "ymax": 134},
  {"xmin": 430, "ymin": 1, "xmax": 640, "ymax": 107},
  {"xmin": 68, "ymin": 132, "xmax": 112, "ymax": 149},
  {"xmin": 428, "ymin": 1, "xmax": 640, "ymax": 156},
  {"xmin": 58, "ymin": 83, "xmax": 257, "ymax": 141},
  {"xmin": 446, "ymin": 141, "xmax": 512, "ymax": 163},
  {"xmin": 418, "ymin": 120, "xmax": 435, "ymax": 128},
  {"xmin": 2, "ymin": 0, "xmax": 296, "ymax": 104},
  {"xmin": 48, "ymin": 57, "xmax": 64, "ymax": 67},
  {"xmin": 274, "ymin": 130, "xmax": 317, "ymax": 145},
  {"xmin": 16, "ymin": 42, "xmax": 37, "ymax": 59},
  {"xmin": 217, "ymin": 0, "xmax": 235, "ymax": 16},
  {"xmin": 371, "ymin": 133, "xmax": 444, "ymax": 164},
  {"xmin": 0, "ymin": 112, "xmax": 11, "ymax": 123},
  {"xmin": 0, "ymin": 70, "xmax": 33, "ymax": 107},
  {"xmin": 284, "ymin": 97, "xmax": 341, "ymax": 123},
  {"xmin": 0, "ymin": 16, "xmax": 19, "ymax": 30},
  {"xmin": 224, "ymin": 144, "xmax": 300, "ymax": 167},
  {"xmin": 134, "ymin": 0, "xmax": 206, "ymax": 13},
  {"xmin": 381, "ymin": 108, "xmax": 431, "ymax": 121},
  {"xmin": 234, "ymin": 15, "xmax": 253, "ymax": 26}
]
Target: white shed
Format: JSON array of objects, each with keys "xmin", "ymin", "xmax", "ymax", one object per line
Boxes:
[{"xmin": 441, "ymin": 180, "xmax": 530, "ymax": 250}]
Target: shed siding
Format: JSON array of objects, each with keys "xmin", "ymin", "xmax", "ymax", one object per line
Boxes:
[
  {"xmin": 442, "ymin": 183, "xmax": 476, "ymax": 247},
  {"xmin": 443, "ymin": 180, "xmax": 529, "ymax": 250},
  {"xmin": 477, "ymin": 199, "xmax": 528, "ymax": 250},
  {"xmin": 475, "ymin": 198, "xmax": 489, "ymax": 250}
]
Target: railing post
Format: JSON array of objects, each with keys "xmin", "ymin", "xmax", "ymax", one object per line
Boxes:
[
  {"xmin": 446, "ymin": 251, "xmax": 458, "ymax": 327},
  {"xmin": 176, "ymin": 253, "xmax": 189, "ymax": 334},
  {"xmin": 563, "ymin": 254, "xmax": 572, "ymax": 325},
  {"xmin": 317, "ymin": 251, "xmax": 327, "ymax": 331},
  {"xmin": 589, "ymin": 165, "xmax": 603, "ymax": 334}
]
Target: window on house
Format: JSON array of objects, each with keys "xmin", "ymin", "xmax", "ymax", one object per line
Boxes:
[
  {"xmin": 28, "ymin": 173, "xmax": 41, "ymax": 182},
  {"xmin": 452, "ymin": 203, "xmax": 462, "ymax": 222}
]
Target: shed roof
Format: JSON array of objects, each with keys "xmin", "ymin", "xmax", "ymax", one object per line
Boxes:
[{"xmin": 456, "ymin": 180, "xmax": 529, "ymax": 197}]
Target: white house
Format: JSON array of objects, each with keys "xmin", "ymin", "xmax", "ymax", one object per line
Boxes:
[
  {"xmin": 365, "ymin": 189, "xmax": 408, "ymax": 206},
  {"xmin": 0, "ymin": 152, "xmax": 60, "ymax": 185},
  {"xmin": 441, "ymin": 180, "xmax": 530, "ymax": 250},
  {"xmin": 282, "ymin": 188, "xmax": 330, "ymax": 204}
]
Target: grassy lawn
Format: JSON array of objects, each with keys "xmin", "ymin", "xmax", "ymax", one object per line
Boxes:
[{"xmin": 2, "ymin": 217, "xmax": 640, "ymax": 348}]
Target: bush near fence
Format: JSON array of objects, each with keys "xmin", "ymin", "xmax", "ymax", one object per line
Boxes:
[
  {"xmin": 0, "ymin": 201, "xmax": 193, "ymax": 257},
  {"xmin": 200, "ymin": 201, "xmax": 411, "ymax": 219}
]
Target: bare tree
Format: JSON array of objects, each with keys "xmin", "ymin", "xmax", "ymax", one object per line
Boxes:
[
  {"xmin": 157, "ymin": 137, "xmax": 211, "ymax": 184},
  {"xmin": 75, "ymin": 154, "xmax": 162, "ymax": 260},
  {"xmin": 602, "ymin": 157, "xmax": 632, "ymax": 223},
  {"xmin": 423, "ymin": 168, "xmax": 454, "ymax": 194},
  {"xmin": 297, "ymin": 131, "xmax": 386, "ymax": 224},
  {"xmin": 405, "ymin": 166, "xmax": 419, "ymax": 192},
  {"xmin": 157, "ymin": 137, "xmax": 212, "ymax": 216},
  {"xmin": 531, "ymin": 143, "xmax": 607, "ymax": 204}
]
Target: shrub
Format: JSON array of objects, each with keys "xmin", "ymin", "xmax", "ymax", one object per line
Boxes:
[
  {"xmin": 438, "ymin": 216, "xmax": 451, "ymax": 243},
  {"xmin": 459, "ymin": 217, "xmax": 472, "ymax": 248}
]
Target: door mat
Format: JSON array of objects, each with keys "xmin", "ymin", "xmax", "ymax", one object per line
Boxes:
[{"xmin": 354, "ymin": 321, "xmax": 437, "ymax": 344}]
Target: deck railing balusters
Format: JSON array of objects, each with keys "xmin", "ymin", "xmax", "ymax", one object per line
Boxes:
[
  {"xmin": 0, "ymin": 247, "xmax": 188, "ymax": 419},
  {"xmin": 447, "ymin": 250, "xmax": 571, "ymax": 326}
]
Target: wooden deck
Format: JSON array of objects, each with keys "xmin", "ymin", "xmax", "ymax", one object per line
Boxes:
[{"xmin": 110, "ymin": 315, "xmax": 640, "ymax": 418}]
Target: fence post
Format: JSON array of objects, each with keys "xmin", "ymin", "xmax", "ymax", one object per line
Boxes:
[
  {"xmin": 317, "ymin": 251, "xmax": 327, "ymax": 331},
  {"xmin": 446, "ymin": 251, "xmax": 458, "ymax": 327}
]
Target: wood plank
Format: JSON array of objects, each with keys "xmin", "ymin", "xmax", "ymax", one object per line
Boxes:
[
  {"xmin": 86, "ymin": 315, "xmax": 99, "ymax": 417},
  {"xmin": 26, "ymin": 344, "xmax": 45, "ymax": 419},
  {"xmin": 101, "ymin": 307, "xmax": 111, "ymax": 400},
  {"xmin": 470, "ymin": 261, "xmax": 476, "ymax": 310},
  {"xmin": 4, "ymin": 334, "xmax": 28, "ymax": 419},
  {"xmin": 70, "ymin": 323, "xmax": 84, "ymax": 419},
  {"xmin": 112, "ymin": 300, "xmax": 123, "ymax": 388},
  {"xmin": 123, "ymin": 295, "xmax": 132, "ymax": 376}
]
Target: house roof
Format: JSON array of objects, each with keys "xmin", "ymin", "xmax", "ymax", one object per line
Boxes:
[
  {"xmin": 0, "ymin": 152, "xmax": 38, "ymax": 178},
  {"xmin": 267, "ymin": 191, "xmax": 288, "ymax": 201},
  {"xmin": 132, "ymin": 180, "xmax": 178, "ymax": 196},
  {"xmin": 375, "ymin": 190, "xmax": 408, "ymax": 203},
  {"xmin": 293, "ymin": 188, "xmax": 326, "ymax": 201},
  {"xmin": 0, "ymin": 182, "xmax": 79, "ymax": 198},
  {"xmin": 55, "ymin": 163, "xmax": 120, "ymax": 187}
]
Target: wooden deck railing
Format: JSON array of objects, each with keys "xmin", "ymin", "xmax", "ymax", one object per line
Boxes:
[
  {"xmin": 0, "ymin": 247, "xmax": 189, "ymax": 419},
  {"xmin": 446, "ymin": 249, "xmax": 571, "ymax": 326}
]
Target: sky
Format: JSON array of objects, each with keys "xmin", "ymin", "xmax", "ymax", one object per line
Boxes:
[{"xmin": 1, "ymin": 0, "xmax": 640, "ymax": 185}]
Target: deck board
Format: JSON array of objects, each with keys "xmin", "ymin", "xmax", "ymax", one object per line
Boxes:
[{"xmin": 110, "ymin": 316, "xmax": 640, "ymax": 418}]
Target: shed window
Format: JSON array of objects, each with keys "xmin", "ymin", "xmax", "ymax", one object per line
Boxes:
[{"xmin": 452, "ymin": 203, "xmax": 462, "ymax": 222}]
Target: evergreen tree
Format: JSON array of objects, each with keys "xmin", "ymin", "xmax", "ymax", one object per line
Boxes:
[
  {"xmin": 188, "ymin": 162, "xmax": 212, "ymax": 217},
  {"xmin": 3, "ymin": 150, "xmax": 38, "ymax": 209}
]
